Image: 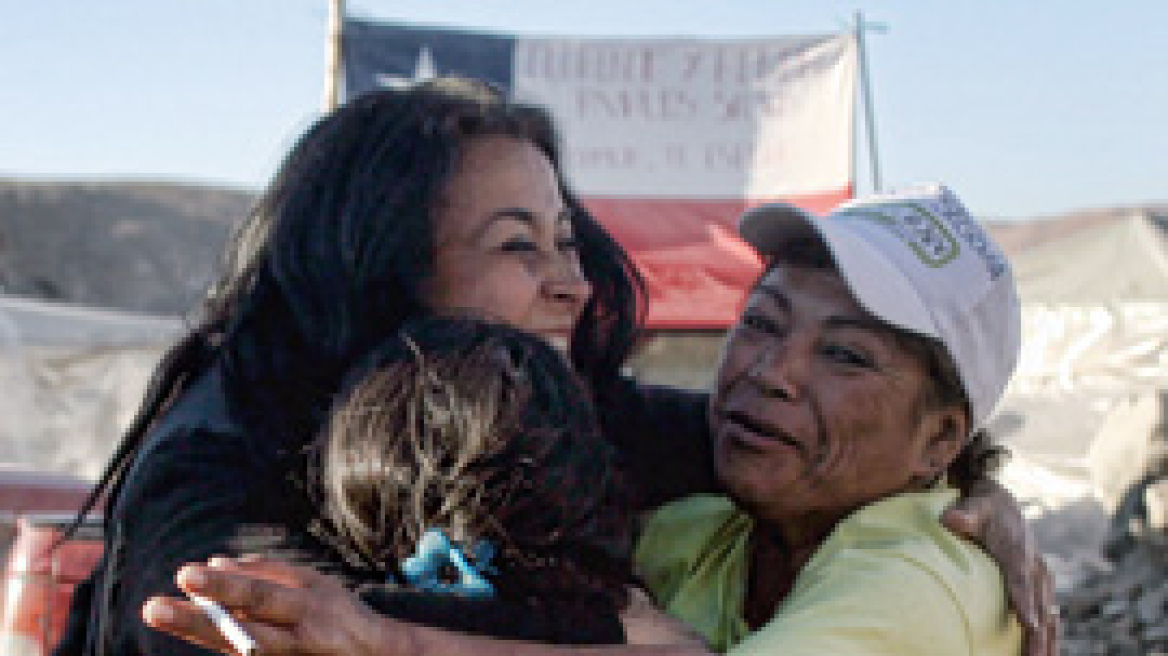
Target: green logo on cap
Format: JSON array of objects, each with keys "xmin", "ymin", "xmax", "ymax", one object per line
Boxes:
[{"xmin": 843, "ymin": 203, "xmax": 960, "ymax": 267}]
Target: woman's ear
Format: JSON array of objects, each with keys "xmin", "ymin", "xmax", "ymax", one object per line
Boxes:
[{"xmin": 913, "ymin": 406, "xmax": 970, "ymax": 485}]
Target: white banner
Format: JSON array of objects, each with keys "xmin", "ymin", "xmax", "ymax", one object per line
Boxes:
[{"xmin": 513, "ymin": 35, "xmax": 857, "ymax": 199}]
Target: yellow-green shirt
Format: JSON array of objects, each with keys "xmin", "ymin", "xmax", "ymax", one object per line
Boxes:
[{"xmin": 635, "ymin": 489, "xmax": 1021, "ymax": 655}]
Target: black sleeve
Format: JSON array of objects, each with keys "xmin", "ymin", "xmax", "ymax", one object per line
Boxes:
[
  {"xmin": 80, "ymin": 425, "xmax": 310, "ymax": 656},
  {"xmin": 596, "ymin": 378, "xmax": 720, "ymax": 512},
  {"xmin": 358, "ymin": 587, "xmax": 625, "ymax": 645}
]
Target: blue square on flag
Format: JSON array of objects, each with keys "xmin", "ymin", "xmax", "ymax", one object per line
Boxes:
[{"xmin": 344, "ymin": 21, "xmax": 514, "ymax": 98}]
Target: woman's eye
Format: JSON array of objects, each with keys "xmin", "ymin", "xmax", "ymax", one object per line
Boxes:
[
  {"xmin": 822, "ymin": 343, "xmax": 874, "ymax": 368},
  {"xmin": 556, "ymin": 237, "xmax": 581, "ymax": 252},
  {"xmin": 741, "ymin": 313, "xmax": 777, "ymax": 333},
  {"xmin": 500, "ymin": 238, "xmax": 538, "ymax": 253}
]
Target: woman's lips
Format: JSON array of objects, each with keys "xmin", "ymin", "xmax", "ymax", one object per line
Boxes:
[{"xmin": 721, "ymin": 409, "xmax": 801, "ymax": 453}]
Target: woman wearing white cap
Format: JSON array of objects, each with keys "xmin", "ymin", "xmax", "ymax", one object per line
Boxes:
[
  {"xmin": 145, "ymin": 185, "xmax": 1030, "ymax": 656},
  {"xmin": 635, "ymin": 184, "xmax": 1023, "ymax": 654}
]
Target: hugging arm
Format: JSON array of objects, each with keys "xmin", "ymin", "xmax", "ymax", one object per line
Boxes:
[
  {"xmin": 941, "ymin": 478, "xmax": 1057, "ymax": 656},
  {"xmin": 144, "ymin": 558, "xmax": 711, "ymax": 656},
  {"xmin": 100, "ymin": 432, "xmax": 627, "ymax": 653},
  {"xmin": 90, "ymin": 435, "xmax": 617, "ymax": 654},
  {"xmin": 137, "ymin": 456, "xmax": 1054, "ymax": 656}
]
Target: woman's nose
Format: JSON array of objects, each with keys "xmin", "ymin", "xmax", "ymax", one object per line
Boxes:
[
  {"xmin": 544, "ymin": 270, "xmax": 593, "ymax": 308},
  {"xmin": 542, "ymin": 254, "xmax": 593, "ymax": 308},
  {"xmin": 747, "ymin": 341, "xmax": 805, "ymax": 400}
]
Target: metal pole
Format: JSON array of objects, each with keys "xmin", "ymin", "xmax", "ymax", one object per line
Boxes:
[
  {"xmin": 323, "ymin": 0, "xmax": 345, "ymax": 112},
  {"xmin": 854, "ymin": 11, "xmax": 884, "ymax": 193}
]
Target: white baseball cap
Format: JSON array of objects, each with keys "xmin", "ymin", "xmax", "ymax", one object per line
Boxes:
[{"xmin": 738, "ymin": 184, "xmax": 1021, "ymax": 431}]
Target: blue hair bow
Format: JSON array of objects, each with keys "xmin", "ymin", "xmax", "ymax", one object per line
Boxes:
[{"xmin": 400, "ymin": 529, "xmax": 496, "ymax": 598}]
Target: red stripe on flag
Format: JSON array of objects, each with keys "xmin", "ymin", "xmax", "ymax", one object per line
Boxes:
[{"xmin": 583, "ymin": 188, "xmax": 853, "ymax": 328}]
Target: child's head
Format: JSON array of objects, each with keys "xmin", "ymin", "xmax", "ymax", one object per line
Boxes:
[{"xmin": 315, "ymin": 316, "xmax": 632, "ymax": 608}]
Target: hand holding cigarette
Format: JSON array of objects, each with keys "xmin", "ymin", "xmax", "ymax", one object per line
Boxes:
[
  {"xmin": 146, "ymin": 556, "xmax": 401, "ymax": 655},
  {"xmin": 187, "ymin": 593, "xmax": 257, "ymax": 656}
]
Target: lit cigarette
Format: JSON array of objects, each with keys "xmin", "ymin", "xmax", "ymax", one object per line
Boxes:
[{"xmin": 188, "ymin": 593, "xmax": 257, "ymax": 656}]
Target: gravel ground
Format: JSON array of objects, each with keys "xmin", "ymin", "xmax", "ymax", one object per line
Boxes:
[{"xmin": 1058, "ymin": 475, "xmax": 1168, "ymax": 656}]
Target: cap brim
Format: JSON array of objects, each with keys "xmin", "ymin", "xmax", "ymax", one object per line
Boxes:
[{"xmin": 738, "ymin": 204, "xmax": 940, "ymax": 341}]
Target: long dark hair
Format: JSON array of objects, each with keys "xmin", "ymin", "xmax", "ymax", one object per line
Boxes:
[
  {"xmin": 315, "ymin": 316, "xmax": 633, "ymax": 610},
  {"xmin": 70, "ymin": 78, "xmax": 644, "ymax": 533}
]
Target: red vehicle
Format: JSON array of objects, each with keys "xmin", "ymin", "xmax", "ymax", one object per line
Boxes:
[{"xmin": 0, "ymin": 472, "xmax": 102, "ymax": 655}]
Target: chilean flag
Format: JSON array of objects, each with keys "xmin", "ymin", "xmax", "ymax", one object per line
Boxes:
[{"xmin": 344, "ymin": 19, "xmax": 857, "ymax": 328}]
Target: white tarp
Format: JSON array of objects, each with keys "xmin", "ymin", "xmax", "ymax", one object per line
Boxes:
[
  {"xmin": 0, "ymin": 295, "xmax": 178, "ymax": 479},
  {"xmin": 987, "ymin": 211, "xmax": 1168, "ymax": 585}
]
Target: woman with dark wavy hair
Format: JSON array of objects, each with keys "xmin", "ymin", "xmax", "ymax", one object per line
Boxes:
[
  {"xmin": 57, "ymin": 76, "xmax": 698, "ymax": 656},
  {"xmin": 59, "ymin": 77, "xmax": 1051, "ymax": 656}
]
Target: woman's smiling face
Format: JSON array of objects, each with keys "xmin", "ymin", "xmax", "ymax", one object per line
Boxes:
[
  {"xmin": 711, "ymin": 263, "xmax": 959, "ymax": 540},
  {"xmin": 422, "ymin": 136, "xmax": 592, "ymax": 356}
]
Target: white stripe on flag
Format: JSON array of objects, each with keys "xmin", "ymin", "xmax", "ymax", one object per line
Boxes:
[{"xmin": 512, "ymin": 35, "xmax": 857, "ymax": 199}]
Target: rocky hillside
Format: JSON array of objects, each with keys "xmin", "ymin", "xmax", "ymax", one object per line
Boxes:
[{"xmin": 0, "ymin": 179, "xmax": 253, "ymax": 315}]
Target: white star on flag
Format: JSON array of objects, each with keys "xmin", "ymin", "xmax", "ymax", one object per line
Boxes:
[{"xmin": 376, "ymin": 47, "xmax": 438, "ymax": 89}]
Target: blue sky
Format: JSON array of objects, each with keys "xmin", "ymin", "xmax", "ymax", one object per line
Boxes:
[{"xmin": 2, "ymin": 0, "xmax": 1164, "ymax": 218}]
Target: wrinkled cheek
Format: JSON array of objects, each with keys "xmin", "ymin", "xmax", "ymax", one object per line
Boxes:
[
  {"xmin": 713, "ymin": 350, "xmax": 753, "ymax": 399},
  {"xmin": 808, "ymin": 395, "xmax": 886, "ymax": 484},
  {"xmin": 807, "ymin": 429, "xmax": 850, "ymax": 486}
]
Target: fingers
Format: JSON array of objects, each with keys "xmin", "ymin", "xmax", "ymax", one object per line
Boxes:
[
  {"xmin": 1009, "ymin": 558, "xmax": 1055, "ymax": 656},
  {"xmin": 945, "ymin": 479, "xmax": 1060, "ymax": 655},
  {"xmin": 1009, "ymin": 559, "xmax": 1040, "ymax": 645},
  {"xmin": 1016, "ymin": 586, "xmax": 1043, "ymax": 656},
  {"xmin": 144, "ymin": 594, "xmax": 302, "ymax": 655},
  {"xmin": 1026, "ymin": 556, "xmax": 1059, "ymax": 656},
  {"xmin": 941, "ymin": 478, "xmax": 999, "ymax": 540},
  {"xmin": 939, "ymin": 506, "xmax": 984, "ymax": 540},
  {"xmin": 177, "ymin": 563, "xmax": 311, "ymax": 626},
  {"xmin": 1045, "ymin": 605, "xmax": 1060, "ymax": 656},
  {"xmin": 623, "ymin": 586, "xmax": 656, "ymax": 612},
  {"xmin": 206, "ymin": 555, "xmax": 326, "ymax": 589},
  {"xmin": 996, "ymin": 521, "xmax": 1055, "ymax": 656},
  {"xmin": 143, "ymin": 596, "xmax": 236, "ymax": 655},
  {"xmin": 154, "ymin": 556, "xmax": 391, "ymax": 655},
  {"xmin": 620, "ymin": 588, "xmax": 709, "ymax": 649}
]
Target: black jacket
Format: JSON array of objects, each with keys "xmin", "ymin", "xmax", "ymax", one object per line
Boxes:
[{"xmin": 55, "ymin": 360, "xmax": 714, "ymax": 655}]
